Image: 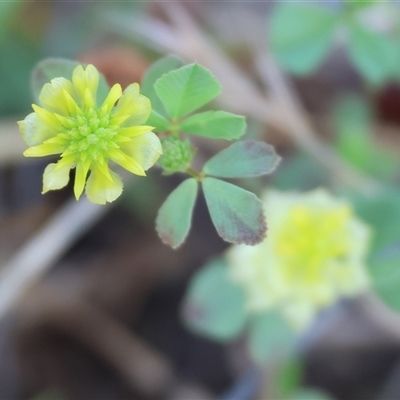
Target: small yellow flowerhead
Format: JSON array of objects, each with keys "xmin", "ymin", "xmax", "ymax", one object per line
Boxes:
[
  {"xmin": 18, "ymin": 64, "xmax": 162, "ymax": 204},
  {"xmin": 227, "ymin": 189, "xmax": 371, "ymax": 331}
]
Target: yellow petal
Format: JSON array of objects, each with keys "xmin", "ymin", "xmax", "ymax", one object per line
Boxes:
[
  {"xmin": 118, "ymin": 125, "xmax": 154, "ymax": 138},
  {"xmin": 108, "ymin": 149, "xmax": 146, "ymax": 176},
  {"xmin": 62, "ymin": 89, "xmax": 82, "ymax": 115},
  {"xmin": 113, "ymin": 135, "xmax": 132, "ymax": 143},
  {"xmin": 84, "ymin": 87, "xmax": 95, "ymax": 109},
  {"xmin": 18, "ymin": 112, "xmax": 58, "ymax": 146},
  {"xmin": 100, "ymin": 83, "xmax": 122, "ymax": 114},
  {"xmin": 72, "ymin": 64, "xmax": 99, "ymax": 107},
  {"xmin": 39, "ymin": 77, "xmax": 75, "ymax": 115},
  {"xmin": 121, "ymin": 132, "xmax": 162, "ymax": 171},
  {"xmin": 74, "ymin": 158, "xmax": 91, "ymax": 200},
  {"xmin": 32, "ymin": 104, "xmax": 62, "ymax": 130},
  {"xmin": 42, "ymin": 162, "xmax": 73, "ymax": 193},
  {"xmin": 86, "ymin": 166, "xmax": 123, "ymax": 205},
  {"xmin": 53, "ymin": 154, "xmax": 77, "ymax": 171},
  {"xmin": 23, "ymin": 142, "xmax": 65, "ymax": 157},
  {"xmin": 112, "ymin": 83, "xmax": 151, "ymax": 126}
]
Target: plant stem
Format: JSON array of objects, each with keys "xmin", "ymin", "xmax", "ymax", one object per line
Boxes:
[{"xmin": 186, "ymin": 167, "xmax": 204, "ymax": 181}]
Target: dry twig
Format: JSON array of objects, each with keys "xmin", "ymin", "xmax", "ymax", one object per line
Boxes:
[
  {"xmin": 0, "ymin": 198, "xmax": 108, "ymax": 319},
  {"xmin": 0, "ymin": 119, "xmax": 26, "ymax": 166}
]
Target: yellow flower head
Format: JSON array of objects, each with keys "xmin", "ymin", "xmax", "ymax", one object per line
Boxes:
[
  {"xmin": 18, "ymin": 64, "xmax": 162, "ymax": 204},
  {"xmin": 227, "ymin": 189, "xmax": 371, "ymax": 331}
]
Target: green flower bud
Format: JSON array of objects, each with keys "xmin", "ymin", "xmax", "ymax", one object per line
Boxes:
[{"xmin": 158, "ymin": 137, "xmax": 194, "ymax": 173}]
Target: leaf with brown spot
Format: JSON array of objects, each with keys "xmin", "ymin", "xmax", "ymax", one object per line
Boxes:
[{"xmin": 202, "ymin": 177, "xmax": 267, "ymax": 245}]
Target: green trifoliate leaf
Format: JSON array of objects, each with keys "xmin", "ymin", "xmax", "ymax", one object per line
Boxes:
[
  {"xmin": 202, "ymin": 177, "xmax": 267, "ymax": 245},
  {"xmin": 158, "ymin": 137, "xmax": 194, "ymax": 173},
  {"xmin": 203, "ymin": 140, "xmax": 280, "ymax": 178},
  {"xmin": 31, "ymin": 58, "xmax": 109, "ymax": 105},
  {"xmin": 141, "ymin": 55, "xmax": 183, "ymax": 116},
  {"xmin": 155, "ymin": 63, "xmax": 221, "ymax": 119},
  {"xmin": 347, "ymin": 22, "xmax": 399, "ymax": 84},
  {"xmin": 181, "ymin": 111, "xmax": 246, "ymax": 140},
  {"xmin": 248, "ymin": 312, "xmax": 296, "ymax": 365},
  {"xmin": 182, "ymin": 259, "xmax": 247, "ymax": 340},
  {"xmin": 269, "ymin": 4, "xmax": 338, "ymax": 74},
  {"xmin": 156, "ymin": 178, "xmax": 198, "ymax": 248}
]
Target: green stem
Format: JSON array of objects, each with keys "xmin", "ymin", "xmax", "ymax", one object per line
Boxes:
[
  {"xmin": 186, "ymin": 167, "xmax": 204, "ymax": 182},
  {"xmin": 169, "ymin": 119, "xmax": 181, "ymax": 137}
]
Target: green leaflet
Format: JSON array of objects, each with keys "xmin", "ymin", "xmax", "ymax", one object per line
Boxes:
[
  {"xmin": 141, "ymin": 55, "xmax": 183, "ymax": 116},
  {"xmin": 155, "ymin": 63, "xmax": 221, "ymax": 119},
  {"xmin": 146, "ymin": 109, "xmax": 170, "ymax": 132},
  {"xmin": 202, "ymin": 177, "xmax": 267, "ymax": 245},
  {"xmin": 269, "ymin": 4, "xmax": 337, "ymax": 74},
  {"xmin": 182, "ymin": 259, "xmax": 247, "ymax": 340},
  {"xmin": 31, "ymin": 58, "xmax": 110, "ymax": 105},
  {"xmin": 181, "ymin": 110, "xmax": 246, "ymax": 140},
  {"xmin": 347, "ymin": 22, "xmax": 400, "ymax": 85},
  {"xmin": 203, "ymin": 140, "xmax": 280, "ymax": 178},
  {"xmin": 156, "ymin": 178, "xmax": 198, "ymax": 248},
  {"xmin": 248, "ymin": 312, "xmax": 296, "ymax": 365}
]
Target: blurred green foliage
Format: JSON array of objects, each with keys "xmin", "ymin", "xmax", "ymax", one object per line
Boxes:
[
  {"xmin": 269, "ymin": 1, "xmax": 400, "ymax": 85},
  {"xmin": 348, "ymin": 186, "xmax": 400, "ymax": 312},
  {"xmin": 0, "ymin": 31, "xmax": 40, "ymax": 116},
  {"xmin": 0, "ymin": 1, "xmax": 144, "ymax": 118},
  {"xmin": 182, "ymin": 258, "xmax": 297, "ymax": 361},
  {"xmin": 333, "ymin": 95, "xmax": 399, "ymax": 178},
  {"xmin": 31, "ymin": 58, "xmax": 110, "ymax": 104},
  {"xmin": 182, "ymin": 259, "xmax": 248, "ymax": 340},
  {"xmin": 269, "ymin": 4, "xmax": 337, "ymax": 75}
]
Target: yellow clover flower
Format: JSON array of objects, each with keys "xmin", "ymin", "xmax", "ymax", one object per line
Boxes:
[
  {"xmin": 18, "ymin": 64, "xmax": 162, "ymax": 204},
  {"xmin": 227, "ymin": 189, "xmax": 371, "ymax": 331}
]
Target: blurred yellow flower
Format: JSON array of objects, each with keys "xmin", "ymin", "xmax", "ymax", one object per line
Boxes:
[
  {"xmin": 227, "ymin": 189, "xmax": 371, "ymax": 331},
  {"xmin": 18, "ymin": 64, "xmax": 161, "ymax": 204}
]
